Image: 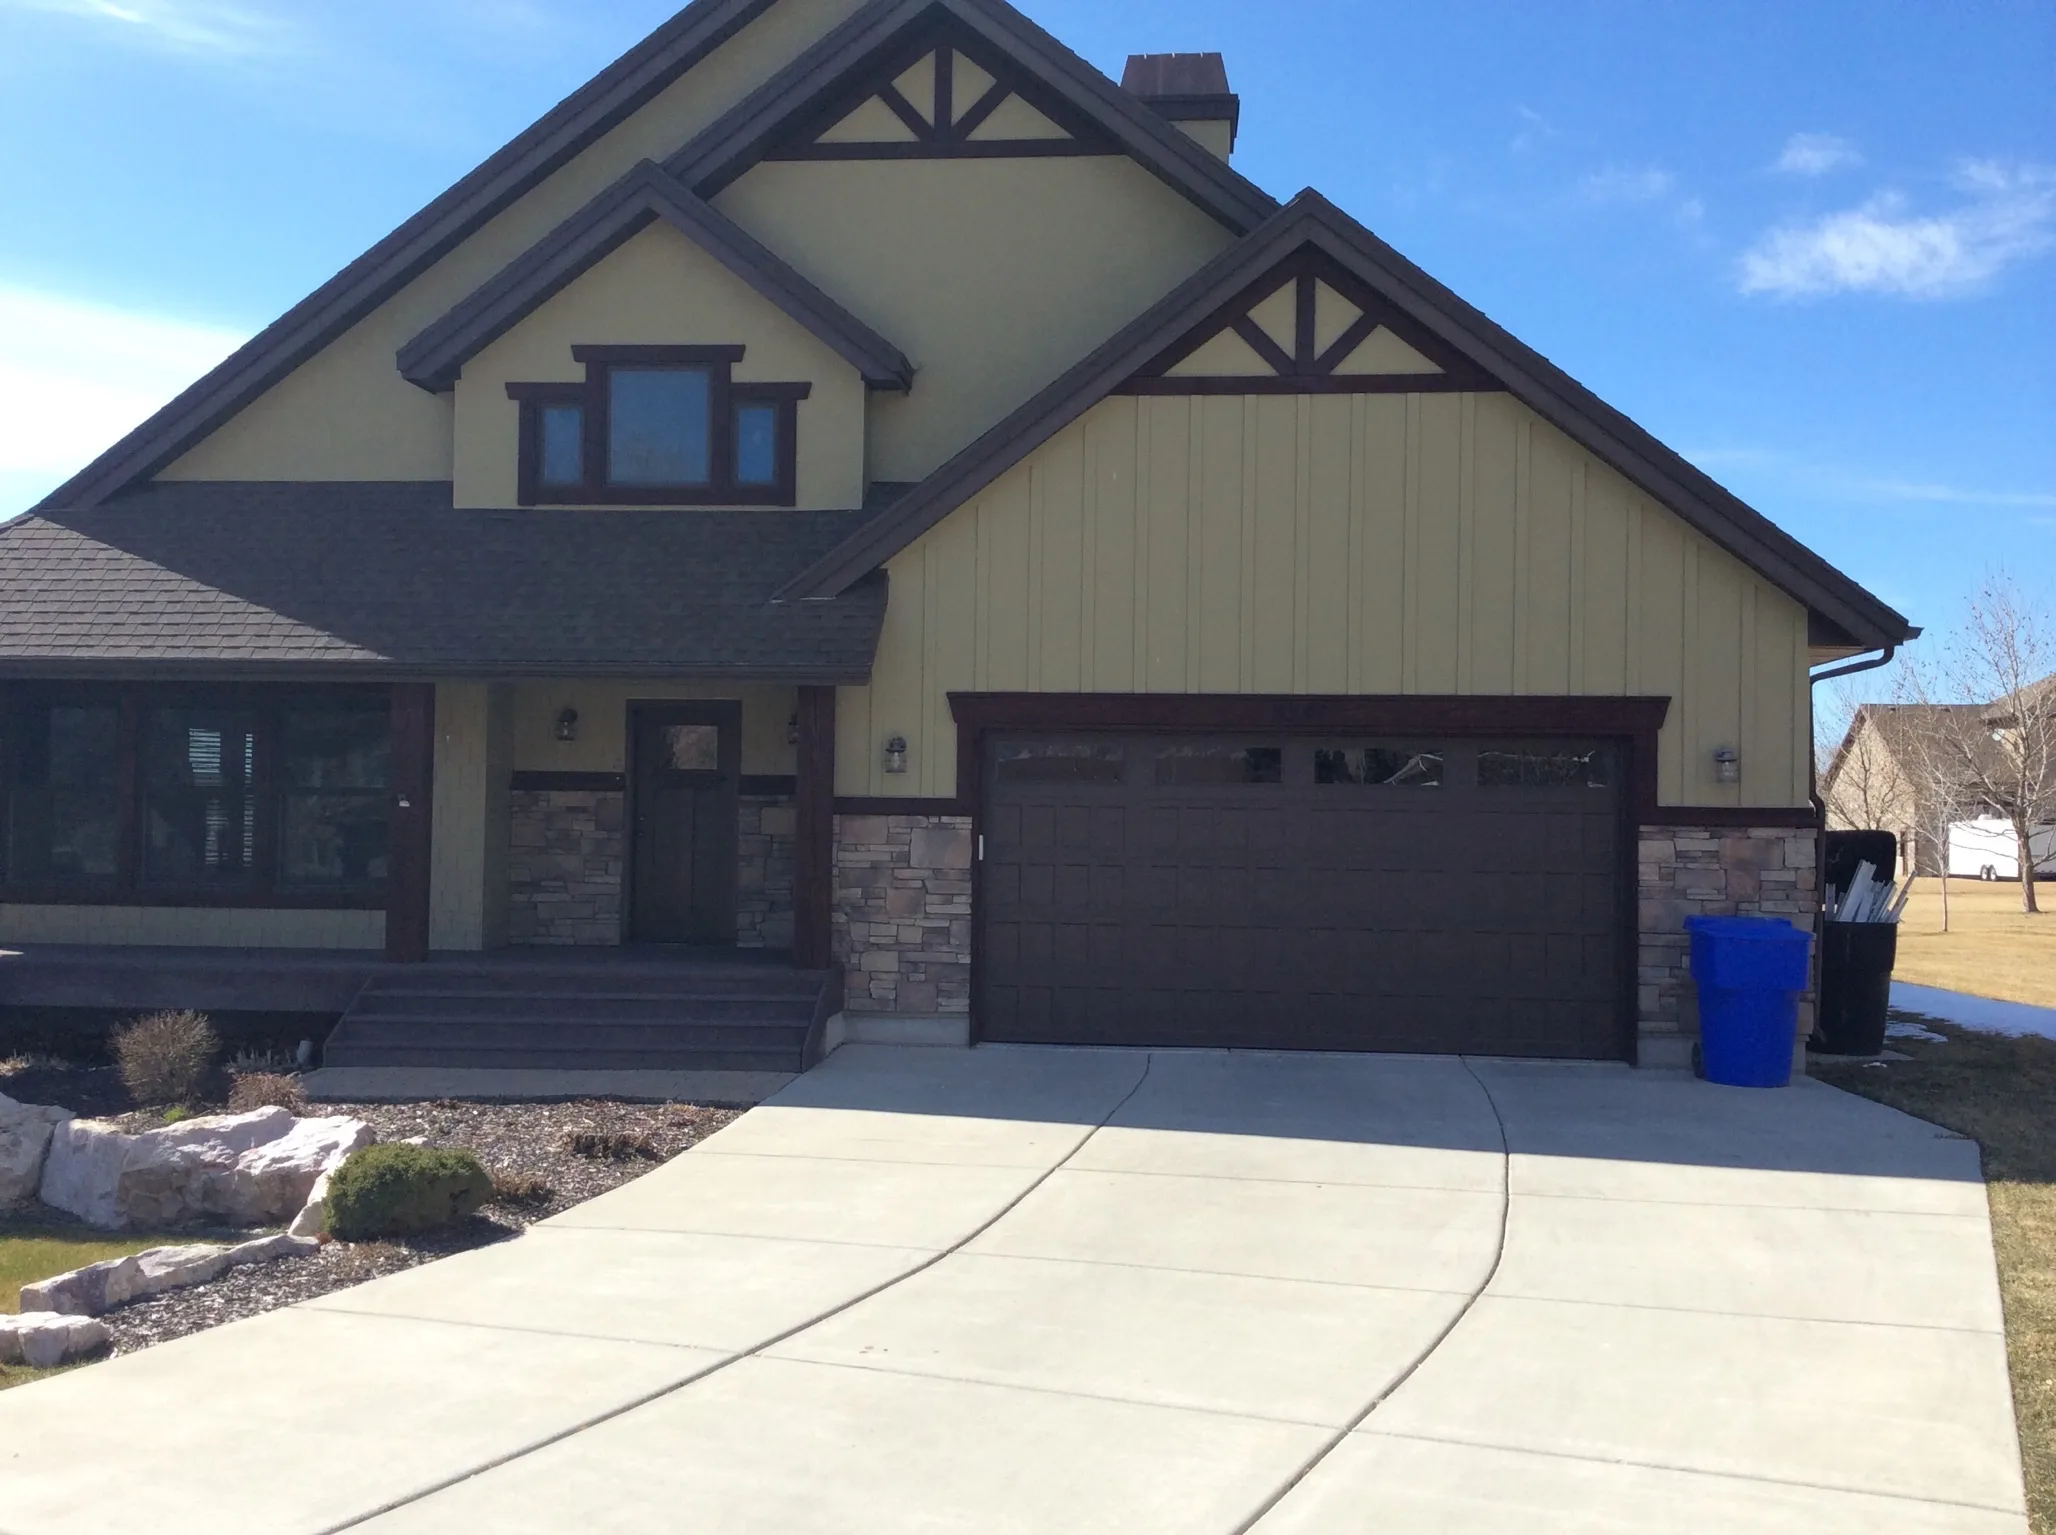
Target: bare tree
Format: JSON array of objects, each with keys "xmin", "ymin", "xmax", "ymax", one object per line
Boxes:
[
  {"xmin": 1888, "ymin": 659, "xmax": 1976, "ymax": 932},
  {"xmin": 1937, "ymin": 575, "xmax": 2056, "ymax": 915}
]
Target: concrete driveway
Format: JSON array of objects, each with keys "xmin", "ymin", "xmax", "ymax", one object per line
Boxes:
[{"xmin": 0, "ymin": 1045, "xmax": 2025, "ymax": 1534}]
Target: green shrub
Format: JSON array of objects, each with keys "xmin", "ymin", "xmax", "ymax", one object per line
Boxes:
[
  {"xmin": 324, "ymin": 1145, "xmax": 493, "ymax": 1241},
  {"xmin": 113, "ymin": 1010, "xmax": 219, "ymax": 1107}
]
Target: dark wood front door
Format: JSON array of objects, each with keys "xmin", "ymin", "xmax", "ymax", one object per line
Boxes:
[
  {"xmin": 629, "ymin": 703, "xmax": 739, "ymax": 945},
  {"xmin": 979, "ymin": 732, "xmax": 1626, "ymax": 1058}
]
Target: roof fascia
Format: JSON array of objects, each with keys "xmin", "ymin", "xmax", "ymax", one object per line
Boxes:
[
  {"xmin": 396, "ymin": 161, "xmax": 913, "ymax": 391},
  {"xmin": 778, "ymin": 191, "xmax": 1914, "ymax": 650},
  {"xmin": 35, "ymin": 0, "xmax": 776, "ymax": 512},
  {"xmin": 663, "ymin": 0, "xmax": 1277, "ymax": 234}
]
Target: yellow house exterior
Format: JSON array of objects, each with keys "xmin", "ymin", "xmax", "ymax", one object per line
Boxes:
[{"xmin": 0, "ymin": 0, "xmax": 1912, "ymax": 1070}]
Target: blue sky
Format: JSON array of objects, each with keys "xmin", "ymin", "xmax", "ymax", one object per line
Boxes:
[{"xmin": 1, "ymin": 0, "xmax": 2050, "ymax": 647}]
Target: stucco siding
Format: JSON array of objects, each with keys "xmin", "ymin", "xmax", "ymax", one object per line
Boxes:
[
  {"xmin": 155, "ymin": 0, "xmax": 869, "ymax": 485},
  {"xmin": 429, "ymin": 682, "xmax": 511, "ymax": 951},
  {"xmin": 839, "ymin": 391, "xmax": 1814, "ymax": 809},
  {"xmin": 453, "ymin": 221, "xmax": 867, "ymax": 510},
  {"xmin": 510, "ymin": 680, "xmax": 797, "ymax": 777},
  {"xmin": 0, "ymin": 906, "xmax": 382, "ymax": 949},
  {"xmin": 715, "ymin": 157, "xmax": 1238, "ymax": 484}
]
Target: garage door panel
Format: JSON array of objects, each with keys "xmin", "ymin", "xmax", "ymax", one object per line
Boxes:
[{"xmin": 980, "ymin": 727, "xmax": 1625, "ymax": 1058}]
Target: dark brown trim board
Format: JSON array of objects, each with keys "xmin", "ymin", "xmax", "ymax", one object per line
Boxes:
[
  {"xmin": 386, "ymin": 682, "xmax": 436, "ymax": 963},
  {"xmin": 740, "ymin": 774, "xmax": 799, "ymax": 798},
  {"xmin": 792, "ymin": 685, "xmax": 837, "ymax": 969},
  {"xmin": 833, "ymin": 797, "xmax": 968, "ymax": 817},
  {"xmin": 665, "ymin": 0, "xmax": 1276, "ymax": 231},
  {"xmin": 37, "ymin": 0, "xmax": 778, "ymax": 511},
  {"xmin": 509, "ymin": 771, "xmax": 627, "ymax": 793},
  {"xmin": 775, "ymin": 191, "xmax": 1914, "ymax": 653},
  {"xmin": 399, "ymin": 161, "xmax": 912, "ymax": 393}
]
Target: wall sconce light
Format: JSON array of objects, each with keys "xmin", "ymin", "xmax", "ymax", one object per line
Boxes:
[
  {"xmin": 883, "ymin": 735, "xmax": 909, "ymax": 775},
  {"xmin": 553, "ymin": 707, "xmax": 580, "ymax": 744},
  {"xmin": 1713, "ymin": 746, "xmax": 1740, "ymax": 785},
  {"xmin": 787, "ymin": 713, "xmax": 801, "ymax": 747}
]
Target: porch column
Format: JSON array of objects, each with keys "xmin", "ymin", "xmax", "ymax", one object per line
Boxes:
[
  {"xmin": 792, "ymin": 685, "xmax": 837, "ymax": 970},
  {"xmin": 386, "ymin": 682, "xmax": 436, "ymax": 962}
]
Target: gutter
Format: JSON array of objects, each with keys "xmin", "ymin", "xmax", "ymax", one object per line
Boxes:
[{"xmin": 1810, "ymin": 645, "xmax": 1899, "ymax": 685}]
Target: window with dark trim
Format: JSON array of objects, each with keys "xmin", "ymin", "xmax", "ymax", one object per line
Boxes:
[
  {"xmin": 508, "ymin": 345, "xmax": 810, "ymax": 507},
  {"xmin": 0, "ymin": 687, "xmax": 390, "ymax": 908}
]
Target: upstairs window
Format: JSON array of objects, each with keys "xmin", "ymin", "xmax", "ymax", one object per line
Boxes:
[{"xmin": 509, "ymin": 345, "xmax": 809, "ymax": 507}]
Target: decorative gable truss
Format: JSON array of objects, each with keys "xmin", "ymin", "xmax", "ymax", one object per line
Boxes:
[
  {"xmin": 1119, "ymin": 249, "xmax": 1500, "ymax": 396},
  {"xmin": 765, "ymin": 20, "xmax": 1111, "ymax": 161}
]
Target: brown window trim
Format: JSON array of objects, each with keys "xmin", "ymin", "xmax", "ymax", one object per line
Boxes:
[
  {"xmin": 509, "ymin": 344, "xmax": 808, "ymax": 508},
  {"xmin": 0, "ymin": 682, "xmax": 392, "ymax": 912}
]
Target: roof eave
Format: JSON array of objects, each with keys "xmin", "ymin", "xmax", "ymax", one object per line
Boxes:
[{"xmin": 396, "ymin": 161, "xmax": 915, "ymax": 393}]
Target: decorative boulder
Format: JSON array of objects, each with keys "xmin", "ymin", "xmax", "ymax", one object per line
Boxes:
[
  {"xmin": 20, "ymin": 1255, "xmax": 143, "ymax": 1316},
  {"xmin": 218, "ymin": 1116, "xmax": 375, "ymax": 1224},
  {"xmin": 0, "ymin": 1312, "xmax": 110, "ymax": 1369},
  {"xmin": 0, "ymin": 1093, "xmax": 74, "ymax": 1208},
  {"xmin": 36, "ymin": 1107, "xmax": 371, "ymax": 1229}
]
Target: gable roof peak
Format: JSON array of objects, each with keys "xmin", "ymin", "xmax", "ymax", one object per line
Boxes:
[{"xmin": 396, "ymin": 159, "xmax": 913, "ymax": 392}]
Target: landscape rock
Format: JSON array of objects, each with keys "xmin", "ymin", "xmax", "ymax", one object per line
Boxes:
[
  {"xmin": 20, "ymin": 1255, "xmax": 142, "ymax": 1316},
  {"xmin": 36, "ymin": 1107, "xmax": 371, "ymax": 1229},
  {"xmin": 0, "ymin": 1092, "xmax": 74, "ymax": 1207},
  {"xmin": 219, "ymin": 1116, "xmax": 374, "ymax": 1223},
  {"xmin": 224, "ymin": 1232, "xmax": 319, "ymax": 1267},
  {"xmin": 132, "ymin": 1244, "xmax": 231, "ymax": 1299},
  {"xmin": 0, "ymin": 1312, "xmax": 110, "ymax": 1369},
  {"xmin": 287, "ymin": 1168, "xmax": 336, "ymax": 1239}
]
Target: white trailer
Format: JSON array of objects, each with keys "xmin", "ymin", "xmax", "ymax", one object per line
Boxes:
[{"xmin": 1948, "ymin": 816, "xmax": 2056, "ymax": 880}]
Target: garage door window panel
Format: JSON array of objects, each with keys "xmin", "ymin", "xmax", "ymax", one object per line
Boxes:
[
  {"xmin": 1154, "ymin": 744, "xmax": 1283, "ymax": 786},
  {"xmin": 1314, "ymin": 747, "xmax": 1444, "ymax": 787},
  {"xmin": 1478, "ymin": 745, "xmax": 1612, "ymax": 789},
  {"xmin": 994, "ymin": 741, "xmax": 1126, "ymax": 785}
]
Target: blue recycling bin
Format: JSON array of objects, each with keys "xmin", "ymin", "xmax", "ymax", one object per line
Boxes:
[{"xmin": 1685, "ymin": 916, "xmax": 1814, "ymax": 1088}]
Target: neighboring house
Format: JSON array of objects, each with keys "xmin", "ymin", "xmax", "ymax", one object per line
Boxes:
[
  {"xmin": 0, "ymin": 0, "xmax": 1913, "ymax": 1069},
  {"xmin": 1825, "ymin": 698, "xmax": 2056, "ymax": 879}
]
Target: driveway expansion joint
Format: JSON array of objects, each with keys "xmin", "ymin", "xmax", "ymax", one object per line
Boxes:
[
  {"xmin": 311, "ymin": 1052, "xmax": 1160, "ymax": 1535},
  {"xmin": 1229, "ymin": 1054, "xmax": 1515, "ymax": 1535}
]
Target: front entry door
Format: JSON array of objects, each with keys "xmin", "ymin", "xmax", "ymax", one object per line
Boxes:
[{"xmin": 629, "ymin": 702, "xmax": 740, "ymax": 944}]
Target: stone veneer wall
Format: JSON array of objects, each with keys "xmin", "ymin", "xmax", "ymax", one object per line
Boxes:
[
  {"xmin": 1637, "ymin": 824, "xmax": 1820, "ymax": 1067},
  {"xmin": 833, "ymin": 814, "xmax": 973, "ymax": 1014},
  {"xmin": 736, "ymin": 795, "xmax": 796, "ymax": 950},
  {"xmin": 507, "ymin": 790, "xmax": 625, "ymax": 946}
]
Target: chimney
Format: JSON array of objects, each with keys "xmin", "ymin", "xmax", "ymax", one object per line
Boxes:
[{"xmin": 1121, "ymin": 53, "xmax": 1239, "ymax": 161}]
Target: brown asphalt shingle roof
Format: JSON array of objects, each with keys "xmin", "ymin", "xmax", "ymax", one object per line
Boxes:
[{"xmin": 0, "ymin": 482, "xmax": 889, "ymax": 681}]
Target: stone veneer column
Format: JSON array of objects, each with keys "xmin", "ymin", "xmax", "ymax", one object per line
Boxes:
[
  {"xmin": 736, "ymin": 795, "xmax": 796, "ymax": 950},
  {"xmin": 832, "ymin": 814, "xmax": 973, "ymax": 1016},
  {"xmin": 1637, "ymin": 825, "xmax": 1821, "ymax": 1069},
  {"xmin": 506, "ymin": 790, "xmax": 625, "ymax": 946}
]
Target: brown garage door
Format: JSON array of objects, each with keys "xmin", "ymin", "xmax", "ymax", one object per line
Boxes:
[{"xmin": 978, "ymin": 734, "xmax": 1625, "ymax": 1057}]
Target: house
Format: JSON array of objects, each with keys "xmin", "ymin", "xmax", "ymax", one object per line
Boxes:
[
  {"xmin": 1825, "ymin": 696, "xmax": 2056, "ymax": 880},
  {"xmin": 0, "ymin": 0, "xmax": 1914, "ymax": 1070}
]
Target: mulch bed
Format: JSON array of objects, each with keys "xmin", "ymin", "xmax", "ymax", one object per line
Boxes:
[{"xmin": 2, "ymin": 1059, "xmax": 740, "ymax": 1360}]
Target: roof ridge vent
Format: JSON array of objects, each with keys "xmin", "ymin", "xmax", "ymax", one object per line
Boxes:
[{"xmin": 1121, "ymin": 52, "xmax": 1239, "ymax": 160}]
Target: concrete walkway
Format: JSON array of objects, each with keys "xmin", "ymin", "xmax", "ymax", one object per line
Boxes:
[{"xmin": 0, "ymin": 1046, "xmax": 2025, "ymax": 1534}]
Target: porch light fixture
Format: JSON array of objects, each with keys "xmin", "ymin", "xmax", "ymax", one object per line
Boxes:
[
  {"xmin": 554, "ymin": 707, "xmax": 580, "ymax": 744},
  {"xmin": 883, "ymin": 735, "xmax": 909, "ymax": 775},
  {"xmin": 1713, "ymin": 745, "xmax": 1740, "ymax": 785}
]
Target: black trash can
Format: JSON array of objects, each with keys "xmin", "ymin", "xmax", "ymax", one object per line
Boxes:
[{"xmin": 1814, "ymin": 919, "xmax": 1899, "ymax": 1056}]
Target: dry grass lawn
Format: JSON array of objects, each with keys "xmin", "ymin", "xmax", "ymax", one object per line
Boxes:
[
  {"xmin": 1817, "ymin": 1026, "xmax": 2056, "ymax": 1531},
  {"xmin": 0, "ymin": 1219, "xmax": 196, "ymax": 1391},
  {"xmin": 1891, "ymin": 877, "xmax": 2056, "ymax": 1009}
]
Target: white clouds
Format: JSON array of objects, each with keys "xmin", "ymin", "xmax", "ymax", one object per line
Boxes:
[
  {"xmin": 1773, "ymin": 133, "xmax": 1863, "ymax": 177},
  {"xmin": 1739, "ymin": 160, "xmax": 2056, "ymax": 298},
  {"xmin": 1579, "ymin": 166, "xmax": 1675, "ymax": 203},
  {"xmin": 0, "ymin": 284, "xmax": 247, "ymax": 513},
  {"xmin": 2, "ymin": 0, "xmax": 294, "ymax": 56}
]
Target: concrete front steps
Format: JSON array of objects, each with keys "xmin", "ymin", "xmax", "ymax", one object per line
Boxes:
[{"xmin": 321, "ymin": 953, "xmax": 841, "ymax": 1075}]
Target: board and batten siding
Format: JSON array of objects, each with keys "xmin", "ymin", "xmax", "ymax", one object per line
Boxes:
[
  {"xmin": 0, "ymin": 906, "xmax": 384, "ymax": 949},
  {"xmin": 837, "ymin": 391, "xmax": 1812, "ymax": 809}
]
